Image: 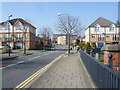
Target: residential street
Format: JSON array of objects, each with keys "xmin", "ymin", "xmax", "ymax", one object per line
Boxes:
[{"xmin": 2, "ymin": 49, "xmax": 67, "ymax": 88}]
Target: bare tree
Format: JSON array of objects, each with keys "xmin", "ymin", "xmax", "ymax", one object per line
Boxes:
[
  {"xmin": 56, "ymin": 14, "xmax": 84, "ymax": 55},
  {"xmin": 39, "ymin": 27, "xmax": 53, "ymax": 40}
]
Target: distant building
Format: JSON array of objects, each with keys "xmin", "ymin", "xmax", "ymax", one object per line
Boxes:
[
  {"xmin": 37, "ymin": 34, "xmax": 48, "ymax": 40},
  {"xmin": 85, "ymin": 17, "xmax": 120, "ymax": 48},
  {"xmin": 52, "ymin": 34, "xmax": 78, "ymax": 45},
  {"xmin": 0, "ymin": 18, "xmax": 36, "ymax": 49},
  {"xmin": 66, "ymin": 34, "xmax": 78, "ymax": 45},
  {"xmin": 57, "ymin": 35, "xmax": 66, "ymax": 45},
  {"xmin": 52, "ymin": 34, "xmax": 64, "ymax": 44}
]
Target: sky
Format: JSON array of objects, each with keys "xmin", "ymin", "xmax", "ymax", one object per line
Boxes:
[{"xmin": 1, "ymin": 2, "xmax": 119, "ymax": 35}]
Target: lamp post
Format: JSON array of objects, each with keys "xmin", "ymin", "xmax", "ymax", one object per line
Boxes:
[
  {"xmin": 8, "ymin": 15, "xmax": 12, "ymax": 56},
  {"xmin": 57, "ymin": 13, "xmax": 71, "ymax": 55},
  {"xmin": 23, "ymin": 26, "xmax": 28, "ymax": 54},
  {"xmin": 103, "ymin": 33, "xmax": 106, "ymax": 45}
]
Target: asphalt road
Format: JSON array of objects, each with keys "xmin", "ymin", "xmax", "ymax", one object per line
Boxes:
[{"xmin": 2, "ymin": 49, "xmax": 67, "ymax": 88}]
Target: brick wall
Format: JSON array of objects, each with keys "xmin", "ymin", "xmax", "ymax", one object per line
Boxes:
[{"xmin": 104, "ymin": 51, "xmax": 120, "ymax": 72}]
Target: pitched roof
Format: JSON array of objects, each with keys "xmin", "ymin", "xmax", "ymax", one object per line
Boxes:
[
  {"xmin": 90, "ymin": 17, "xmax": 115, "ymax": 27},
  {"xmin": 0, "ymin": 18, "xmax": 36, "ymax": 29}
]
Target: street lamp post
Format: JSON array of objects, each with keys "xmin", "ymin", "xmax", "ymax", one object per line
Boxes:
[
  {"xmin": 24, "ymin": 26, "xmax": 28, "ymax": 54},
  {"xmin": 103, "ymin": 33, "xmax": 106, "ymax": 45},
  {"xmin": 8, "ymin": 15, "xmax": 12, "ymax": 56}
]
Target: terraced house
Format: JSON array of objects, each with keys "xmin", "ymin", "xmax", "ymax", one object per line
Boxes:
[
  {"xmin": 0, "ymin": 18, "xmax": 36, "ymax": 49},
  {"xmin": 85, "ymin": 17, "xmax": 120, "ymax": 48}
]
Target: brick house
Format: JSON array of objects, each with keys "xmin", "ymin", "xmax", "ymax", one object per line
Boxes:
[
  {"xmin": 85, "ymin": 17, "xmax": 120, "ymax": 48},
  {"xmin": 0, "ymin": 18, "xmax": 36, "ymax": 50}
]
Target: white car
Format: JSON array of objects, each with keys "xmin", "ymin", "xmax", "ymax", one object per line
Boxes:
[{"xmin": 0, "ymin": 45, "xmax": 12, "ymax": 53}]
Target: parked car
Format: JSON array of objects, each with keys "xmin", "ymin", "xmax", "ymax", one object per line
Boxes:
[{"xmin": 0, "ymin": 45, "xmax": 12, "ymax": 54}]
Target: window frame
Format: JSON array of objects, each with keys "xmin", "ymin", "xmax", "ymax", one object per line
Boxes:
[
  {"xmin": 94, "ymin": 24, "xmax": 100, "ymax": 31},
  {"xmin": 4, "ymin": 24, "xmax": 10, "ymax": 30},
  {"xmin": 0, "ymin": 25, "xmax": 2, "ymax": 30},
  {"xmin": 0, "ymin": 34, "xmax": 2, "ymax": 38},
  {"xmin": 15, "ymin": 25, "xmax": 22, "ymax": 30},
  {"xmin": 91, "ymin": 34, "xmax": 95, "ymax": 38}
]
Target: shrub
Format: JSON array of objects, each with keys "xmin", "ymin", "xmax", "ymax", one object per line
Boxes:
[
  {"xmin": 84, "ymin": 42, "xmax": 91, "ymax": 49},
  {"xmin": 75, "ymin": 39, "xmax": 80, "ymax": 46}
]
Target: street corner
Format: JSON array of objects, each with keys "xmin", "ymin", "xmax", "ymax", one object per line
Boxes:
[
  {"xmin": 2, "ymin": 55, "xmax": 19, "ymax": 61},
  {"xmin": 2, "ymin": 60, "xmax": 20, "ymax": 67}
]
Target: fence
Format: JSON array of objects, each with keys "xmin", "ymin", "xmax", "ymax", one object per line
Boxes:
[{"xmin": 80, "ymin": 50, "xmax": 120, "ymax": 89}]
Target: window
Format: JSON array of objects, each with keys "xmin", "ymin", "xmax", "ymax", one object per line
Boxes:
[
  {"xmin": 0, "ymin": 34, "xmax": 2, "ymax": 38},
  {"xmin": 16, "ymin": 25, "xmax": 22, "ymax": 30},
  {"xmin": 98, "ymin": 35, "xmax": 104, "ymax": 41},
  {"xmin": 26, "ymin": 42, "xmax": 29, "ymax": 45},
  {"xmin": 94, "ymin": 24, "xmax": 100, "ymax": 31},
  {"xmin": 110, "ymin": 27, "xmax": 115, "ymax": 31},
  {"xmin": 0, "ymin": 25, "xmax": 2, "ymax": 30},
  {"xmin": 106, "ymin": 34, "xmax": 110, "ymax": 37},
  {"xmin": 16, "ymin": 34, "xmax": 22, "ymax": 40},
  {"xmin": 110, "ymin": 24, "xmax": 115, "ymax": 31},
  {"xmin": 94, "ymin": 27, "xmax": 99, "ymax": 31},
  {"xmin": 16, "ymin": 34, "xmax": 22, "ymax": 37},
  {"xmin": 4, "ymin": 34, "xmax": 11, "ymax": 37},
  {"xmin": 4, "ymin": 34, "xmax": 11, "ymax": 41},
  {"xmin": 24, "ymin": 33, "xmax": 27, "ymax": 37},
  {"xmin": 91, "ymin": 35, "xmax": 95, "ymax": 38},
  {"xmin": 5, "ymin": 24, "xmax": 10, "ymax": 30},
  {"xmin": 113, "ymin": 34, "xmax": 119, "ymax": 40}
]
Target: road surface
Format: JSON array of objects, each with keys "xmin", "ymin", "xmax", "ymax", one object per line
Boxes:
[{"xmin": 2, "ymin": 49, "xmax": 67, "ymax": 88}]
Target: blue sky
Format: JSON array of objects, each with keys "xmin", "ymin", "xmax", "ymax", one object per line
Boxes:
[{"xmin": 1, "ymin": 2, "xmax": 118, "ymax": 35}]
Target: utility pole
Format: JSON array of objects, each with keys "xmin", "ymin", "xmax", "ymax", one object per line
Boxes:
[
  {"xmin": 24, "ymin": 26, "xmax": 28, "ymax": 54},
  {"xmin": 8, "ymin": 15, "xmax": 12, "ymax": 56}
]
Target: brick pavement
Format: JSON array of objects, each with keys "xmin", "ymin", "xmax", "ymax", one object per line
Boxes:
[{"xmin": 29, "ymin": 52, "xmax": 94, "ymax": 88}]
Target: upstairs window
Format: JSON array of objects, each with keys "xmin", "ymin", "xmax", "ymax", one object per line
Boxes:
[
  {"xmin": 106, "ymin": 34, "xmax": 110, "ymax": 37},
  {"xmin": 110, "ymin": 24, "xmax": 115, "ymax": 31},
  {"xmin": 16, "ymin": 34, "xmax": 22, "ymax": 37},
  {"xmin": 15, "ymin": 25, "xmax": 22, "ymax": 30},
  {"xmin": 0, "ymin": 25, "xmax": 2, "ymax": 30},
  {"xmin": 4, "ymin": 34, "xmax": 11, "ymax": 38},
  {"xmin": 5, "ymin": 24, "xmax": 10, "ymax": 30},
  {"xmin": 113, "ymin": 34, "xmax": 119, "ymax": 40},
  {"xmin": 110, "ymin": 27, "xmax": 115, "ymax": 31},
  {"xmin": 94, "ymin": 24, "xmax": 100, "ymax": 31},
  {"xmin": 0, "ymin": 34, "xmax": 2, "ymax": 38},
  {"xmin": 91, "ymin": 35, "xmax": 95, "ymax": 38}
]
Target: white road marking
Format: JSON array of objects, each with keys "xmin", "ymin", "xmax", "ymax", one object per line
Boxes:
[
  {"xmin": 1, "ymin": 50, "xmax": 60, "ymax": 69},
  {"xmin": 28, "ymin": 56, "xmax": 41, "ymax": 61},
  {"xmin": 2, "ymin": 56, "xmax": 41, "ymax": 69},
  {"xmin": 44, "ymin": 53, "xmax": 49, "ymax": 55}
]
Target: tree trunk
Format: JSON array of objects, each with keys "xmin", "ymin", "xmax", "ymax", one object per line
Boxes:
[{"xmin": 68, "ymin": 34, "xmax": 70, "ymax": 56}]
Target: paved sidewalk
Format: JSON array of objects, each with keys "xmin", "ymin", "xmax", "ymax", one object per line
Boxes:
[{"xmin": 29, "ymin": 52, "xmax": 94, "ymax": 88}]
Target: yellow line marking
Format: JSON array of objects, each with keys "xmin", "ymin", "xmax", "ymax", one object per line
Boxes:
[{"xmin": 13, "ymin": 54, "xmax": 64, "ymax": 90}]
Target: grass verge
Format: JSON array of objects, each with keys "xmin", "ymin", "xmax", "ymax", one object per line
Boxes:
[
  {"xmin": 23, "ymin": 53, "xmax": 33, "ymax": 55},
  {"xmin": 18, "ymin": 49, "xmax": 28, "ymax": 51},
  {"xmin": 37, "ymin": 50, "xmax": 48, "ymax": 52}
]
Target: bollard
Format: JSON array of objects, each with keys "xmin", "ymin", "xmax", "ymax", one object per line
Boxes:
[
  {"xmin": 95, "ymin": 53, "xmax": 99, "ymax": 60},
  {"xmin": 108, "ymin": 53, "xmax": 113, "ymax": 68}
]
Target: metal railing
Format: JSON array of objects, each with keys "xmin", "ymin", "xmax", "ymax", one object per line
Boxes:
[{"xmin": 80, "ymin": 50, "xmax": 120, "ymax": 88}]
